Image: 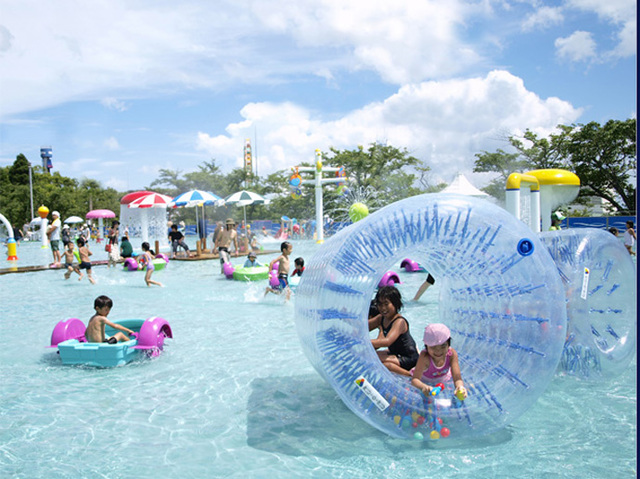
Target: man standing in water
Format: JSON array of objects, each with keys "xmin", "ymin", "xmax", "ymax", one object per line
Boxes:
[{"xmin": 215, "ymin": 218, "xmax": 239, "ymax": 273}]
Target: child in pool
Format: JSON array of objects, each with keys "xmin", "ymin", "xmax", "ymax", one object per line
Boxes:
[
  {"xmin": 243, "ymin": 251, "xmax": 262, "ymax": 267},
  {"xmin": 62, "ymin": 242, "xmax": 83, "ymax": 281},
  {"xmin": 410, "ymin": 323, "xmax": 467, "ymax": 398},
  {"xmin": 76, "ymin": 237, "xmax": 96, "ymax": 284},
  {"xmin": 291, "ymin": 257, "xmax": 305, "ymax": 276},
  {"xmin": 264, "ymin": 241, "xmax": 292, "ymax": 300},
  {"xmin": 85, "ymin": 295, "xmax": 135, "ymax": 343},
  {"xmin": 139, "ymin": 242, "xmax": 163, "ymax": 287},
  {"xmin": 624, "ymin": 220, "xmax": 636, "ymax": 255},
  {"xmin": 368, "ymin": 286, "xmax": 419, "ymax": 376}
]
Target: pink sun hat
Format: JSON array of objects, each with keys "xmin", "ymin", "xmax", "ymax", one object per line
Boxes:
[{"xmin": 423, "ymin": 323, "xmax": 451, "ymax": 347}]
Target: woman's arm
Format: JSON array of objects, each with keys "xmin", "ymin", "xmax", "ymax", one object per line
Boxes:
[{"xmin": 370, "ymin": 317, "xmax": 407, "ymax": 349}]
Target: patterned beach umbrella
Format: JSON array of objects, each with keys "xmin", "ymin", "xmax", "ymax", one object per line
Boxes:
[
  {"xmin": 127, "ymin": 193, "xmax": 174, "ymax": 208},
  {"xmin": 224, "ymin": 190, "xmax": 270, "ymax": 226},
  {"xmin": 224, "ymin": 190, "xmax": 270, "ymax": 207},
  {"xmin": 170, "ymin": 190, "xmax": 225, "ymax": 207},
  {"xmin": 170, "ymin": 190, "xmax": 225, "ymax": 239}
]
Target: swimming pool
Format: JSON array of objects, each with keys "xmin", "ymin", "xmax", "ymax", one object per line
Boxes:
[{"xmin": 0, "ymin": 238, "xmax": 636, "ymax": 478}]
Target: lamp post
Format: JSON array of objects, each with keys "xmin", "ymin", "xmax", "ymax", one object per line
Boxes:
[{"xmin": 28, "ymin": 161, "xmax": 34, "ymax": 220}]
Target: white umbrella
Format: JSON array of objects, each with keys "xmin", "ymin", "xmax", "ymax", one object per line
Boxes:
[
  {"xmin": 224, "ymin": 190, "xmax": 270, "ymax": 226},
  {"xmin": 170, "ymin": 190, "xmax": 225, "ymax": 238},
  {"xmin": 64, "ymin": 216, "xmax": 84, "ymax": 224}
]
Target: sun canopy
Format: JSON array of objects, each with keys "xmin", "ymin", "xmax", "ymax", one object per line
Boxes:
[
  {"xmin": 86, "ymin": 209, "xmax": 116, "ymax": 218},
  {"xmin": 441, "ymin": 174, "xmax": 489, "ymax": 197},
  {"xmin": 128, "ymin": 193, "xmax": 173, "ymax": 208}
]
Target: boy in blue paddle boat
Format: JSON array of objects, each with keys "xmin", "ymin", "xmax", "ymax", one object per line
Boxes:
[{"xmin": 85, "ymin": 295, "xmax": 135, "ymax": 344}]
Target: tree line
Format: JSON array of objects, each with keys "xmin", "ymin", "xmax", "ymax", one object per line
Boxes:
[{"xmin": 0, "ymin": 118, "xmax": 635, "ymax": 231}]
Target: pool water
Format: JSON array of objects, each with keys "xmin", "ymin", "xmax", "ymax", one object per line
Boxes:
[{"xmin": 0, "ymin": 239, "xmax": 636, "ymax": 478}]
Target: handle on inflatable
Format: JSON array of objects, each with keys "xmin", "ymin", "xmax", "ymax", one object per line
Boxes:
[
  {"xmin": 49, "ymin": 318, "xmax": 86, "ymax": 347},
  {"xmin": 378, "ymin": 271, "xmax": 400, "ymax": 288},
  {"xmin": 155, "ymin": 253, "xmax": 170, "ymax": 264},
  {"xmin": 223, "ymin": 262, "xmax": 235, "ymax": 279},
  {"xmin": 124, "ymin": 257, "xmax": 139, "ymax": 271},
  {"xmin": 269, "ymin": 271, "xmax": 280, "ymax": 288}
]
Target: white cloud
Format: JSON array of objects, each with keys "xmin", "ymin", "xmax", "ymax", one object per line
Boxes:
[
  {"xmin": 521, "ymin": 6, "xmax": 564, "ymax": 32},
  {"xmin": 103, "ymin": 137, "xmax": 120, "ymax": 150},
  {"xmin": 101, "ymin": 98, "xmax": 128, "ymax": 112},
  {"xmin": 566, "ymin": 0, "xmax": 636, "ymax": 58},
  {"xmin": 555, "ymin": 31, "xmax": 597, "ymax": 62},
  {"xmin": 196, "ymin": 70, "xmax": 582, "ymax": 185}
]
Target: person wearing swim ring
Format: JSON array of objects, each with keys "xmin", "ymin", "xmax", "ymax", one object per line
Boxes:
[
  {"xmin": 410, "ymin": 323, "xmax": 467, "ymax": 399},
  {"xmin": 368, "ymin": 286, "xmax": 419, "ymax": 376}
]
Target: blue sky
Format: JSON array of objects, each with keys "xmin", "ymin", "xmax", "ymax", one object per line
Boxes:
[{"xmin": 0, "ymin": 0, "xmax": 636, "ymax": 192}]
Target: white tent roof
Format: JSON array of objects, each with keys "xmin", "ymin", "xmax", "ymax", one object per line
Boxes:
[{"xmin": 442, "ymin": 174, "xmax": 489, "ymax": 197}]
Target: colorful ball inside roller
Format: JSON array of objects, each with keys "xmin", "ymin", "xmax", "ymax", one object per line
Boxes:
[
  {"xmin": 348, "ymin": 202, "xmax": 369, "ymax": 222},
  {"xmin": 413, "ymin": 432, "xmax": 424, "ymax": 441},
  {"xmin": 440, "ymin": 427, "xmax": 450, "ymax": 438},
  {"xmin": 430, "ymin": 430, "xmax": 440, "ymax": 440}
]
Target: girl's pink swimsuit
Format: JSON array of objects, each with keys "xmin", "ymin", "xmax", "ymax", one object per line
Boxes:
[{"xmin": 420, "ymin": 349, "xmax": 453, "ymax": 384}]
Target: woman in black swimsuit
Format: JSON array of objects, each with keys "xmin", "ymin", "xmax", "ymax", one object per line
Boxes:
[{"xmin": 368, "ymin": 286, "xmax": 419, "ymax": 376}]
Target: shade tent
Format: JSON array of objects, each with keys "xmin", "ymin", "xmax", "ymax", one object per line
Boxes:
[
  {"xmin": 86, "ymin": 209, "xmax": 116, "ymax": 240},
  {"xmin": 441, "ymin": 174, "xmax": 490, "ymax": 197},
  {"xmin": 64, "ymin": 216, "xmax": 84, "ymax": 224}
]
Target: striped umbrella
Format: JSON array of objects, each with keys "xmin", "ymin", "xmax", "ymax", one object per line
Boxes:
[
  {"xmin": 224, "ymin": 190, "xmax": 270, "ymax": 226},
  {"xmin": 170, "ymin": 190, "xmax": 225, "ymax": 239},
  {"xmin": 128, "ymin": 192, "xmax": 174, "ymax": 208},
  {"xmin": 170, "ymin": 190, "xmax": 224, "ymax": 207}
]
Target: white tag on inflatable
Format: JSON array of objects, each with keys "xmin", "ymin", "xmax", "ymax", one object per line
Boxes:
[
  {"xmin": 355, "ymin": 375, "xmax": 389, "ymax": 411},
  {"xmin": 580, "ymin": 267, "xmax": 590, "ymax": 300}
]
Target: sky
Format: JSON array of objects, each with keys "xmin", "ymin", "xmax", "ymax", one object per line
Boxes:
[{"xmin": 0, "ymin": 0, "xmax": 636, "ymax": 193}]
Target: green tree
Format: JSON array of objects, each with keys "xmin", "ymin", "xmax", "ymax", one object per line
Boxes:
[
  {"xmin": 555, "ymin": 119, "xmax": 636, "ymax": 215},
  {"xmin": 323, "ymin": 143, "xmax": 423, "ymax": 204},
  {"xmin": 473, "ymin": 119, "xmax": 636, "ymax": 214}
]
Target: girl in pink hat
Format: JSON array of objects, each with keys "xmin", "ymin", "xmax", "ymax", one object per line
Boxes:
[{"xmin": 410, "ymin": 323, "xmax": 467, "ymax": 399}]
